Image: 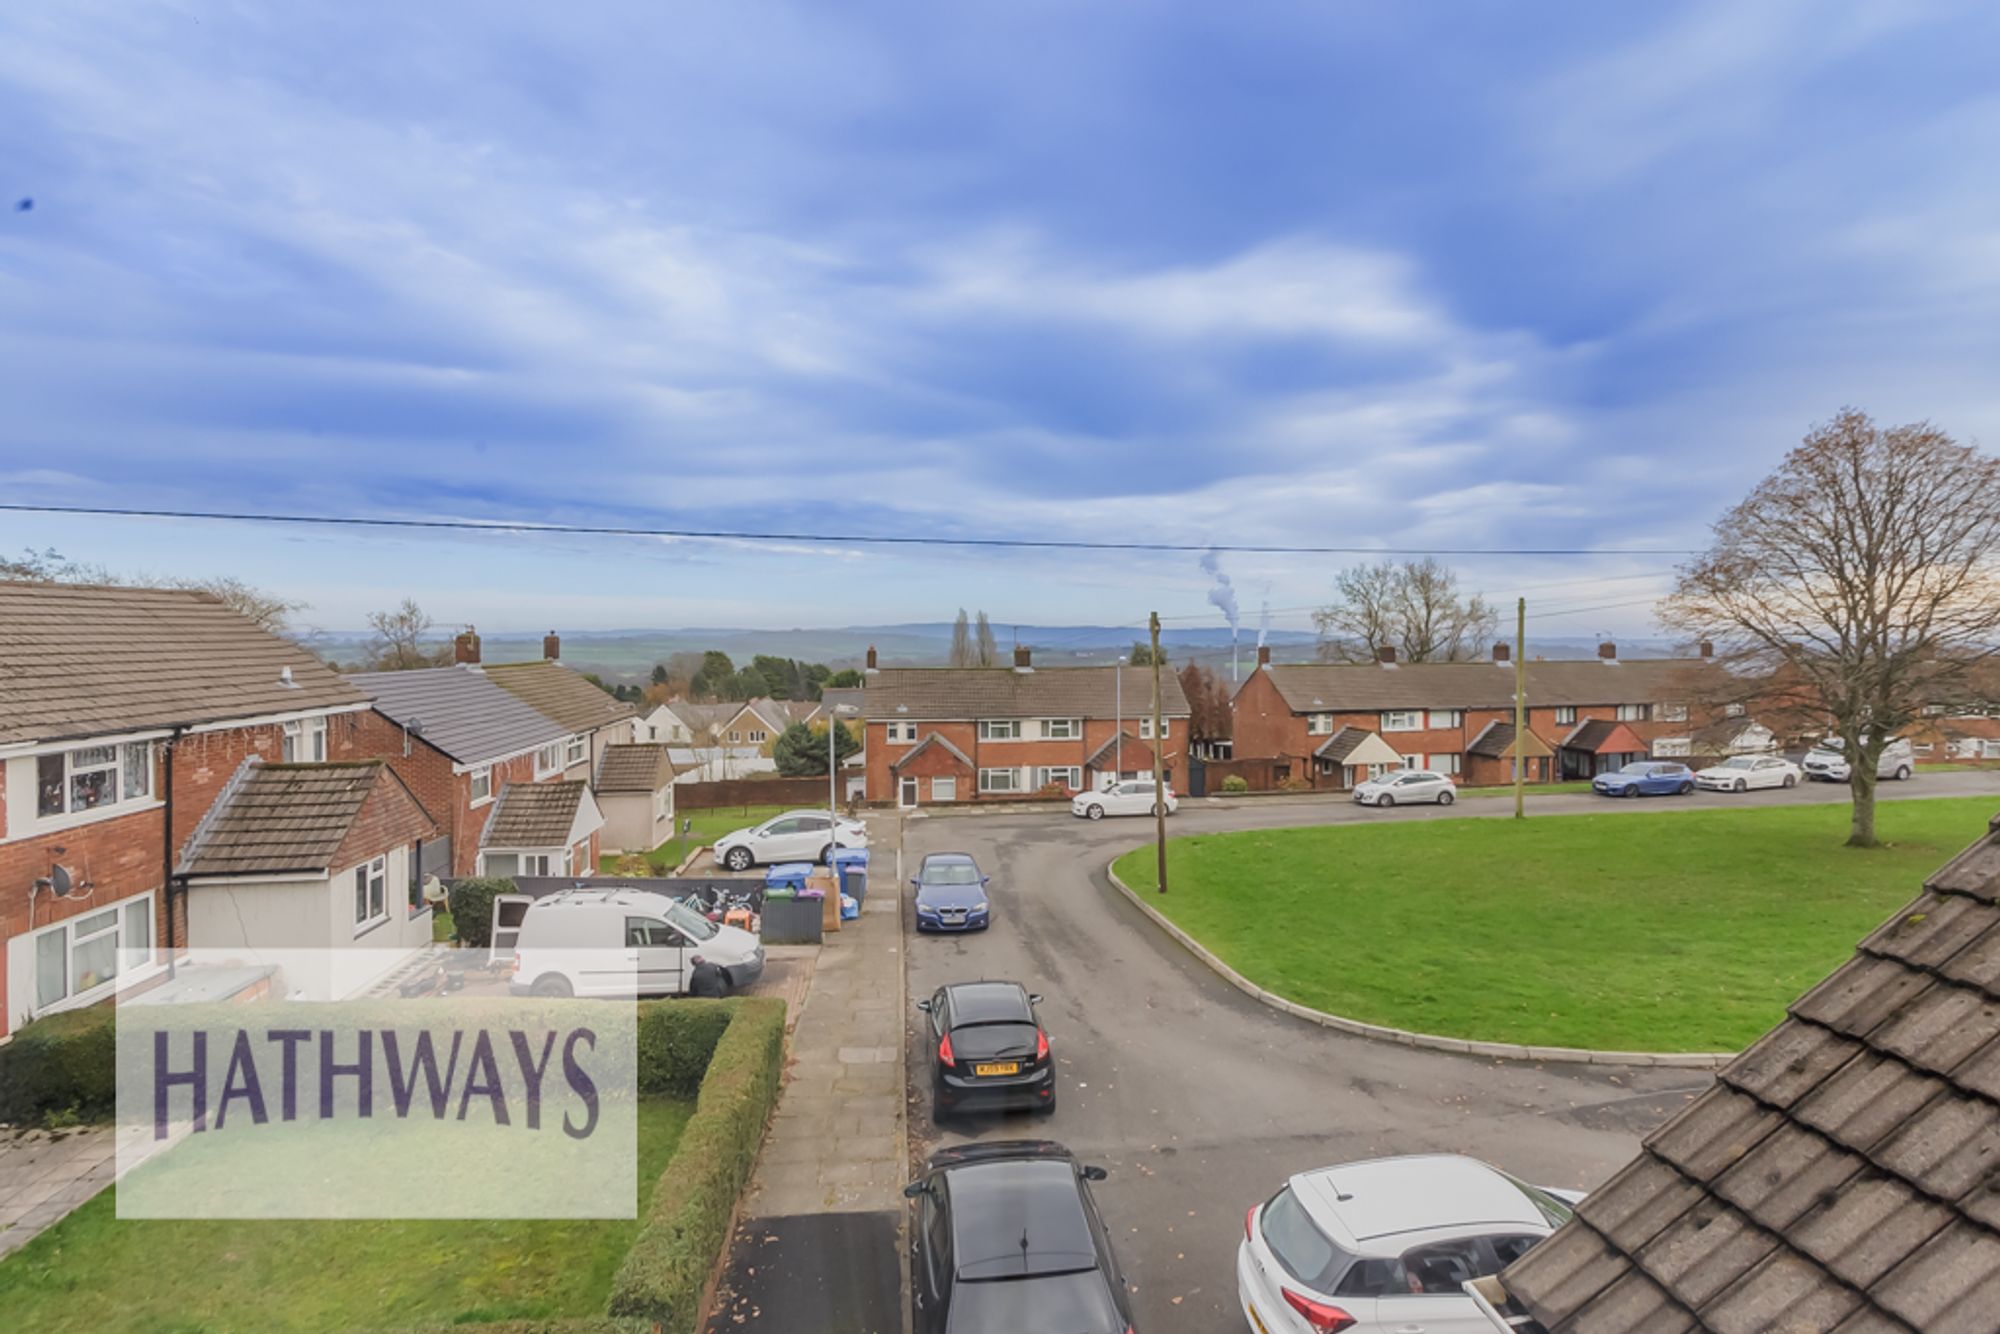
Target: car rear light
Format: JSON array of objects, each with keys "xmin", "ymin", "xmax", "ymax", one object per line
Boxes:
[
  {"xmin": 938, "ymin": 1033, "xmax": 956, "ymax": 1067},
  {"xmin": 1280, "ymin": 1289, "xmax": 1355, "ymax": 1333},
  {"xmin": 1036, "ymin": 1029, "xmax": 1050, "ymax": 1060},
  {"xmin": 1245, "ymin": 1204, "xmax": 1257, "ymax": 1242},
  {"xmin": 510, "ymin": 951, "xmax": 521, "ymax": 976}
]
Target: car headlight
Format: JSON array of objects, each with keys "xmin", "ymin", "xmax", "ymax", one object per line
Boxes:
[
  {"xmin": 917, "ymin": 904, "xmax": 938, "ymax": 916},
  {"xmin": 972, "ymin": 902, "xmax": 989, "ymax": 913}
]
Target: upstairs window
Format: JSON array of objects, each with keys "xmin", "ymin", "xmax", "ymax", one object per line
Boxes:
[
  {"xmin": 469, "ymin": 766, "xmax": 493, "ymax": 805},
  {"xmin": 282, "ymin": 717, "xmax": 328, "ymax": 763},
  {"xmin": 534, "ymin": 743, "xmax": 563, "ymax": 778},
  {"xmin": 1657, "ymin": 703, "xmax": 1689, "ymax": 722},
  {"xmin": 884, "ymin": 721, "xmax": 918, "ymax": 743},
  {"xmin": 1617, "ymin": 704, "xmax": 1652, "ymax": 722},
  {"xmin": 1041, "ymin": 718, "xmax": 1080, "ymax": 740},
  {"xmin": 979, "ymin": 719, "xmax": 1022, "ymax": 741},
  {"xmin": 1554, "ymin": 706, "xmax": 1578, "ymax": 725},
  {"xmin": 1381, "ymin": 711, "xmax": 1423, "ymax": 732},
  {"xmin": 37, "ymin": 742, "xmax": 154, "ymax": 820},
  {"xmin": 566, "ymin": 733, "xmax": 588, "ymax": 766},
  {"xmin": 1306, "ymin": 713, "xmax": 1334, "ymax": 736},
  {"xmin": 1139, "ymin": 717, "xmax": 1169, "ymax": 738},
  {"xmin": 1429, "ymin": 710, "xmax": 1463, "ymax": 729}
]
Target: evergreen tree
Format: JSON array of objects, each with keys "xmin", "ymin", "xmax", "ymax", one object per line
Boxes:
[
  {"xmin": 975, "ymin": 611, "xmax": 998, "ymax": 667},
  {"xmin": 950, "ymin": 609, "xmax": 975, "ymax": 666}
]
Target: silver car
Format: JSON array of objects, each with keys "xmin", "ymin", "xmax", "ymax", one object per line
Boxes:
[{"xmin": 1352, "ymin": 770, "xmax": 1456, "ymax": 807}]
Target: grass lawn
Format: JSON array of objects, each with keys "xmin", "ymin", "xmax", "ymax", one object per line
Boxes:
[
  {"xmin": 1114, "ymin": 796, "xmax": 1998, "ymax": 1052},
  {"xmin": 601, "ymin": 803, "xmax": 795, "ymax": 875},
  {"xmin": 0, "ymin": 1098, "xmax": 694, "ymax": 1333},
  {"xmin": 1458, "ymin": 781, "xmax": 1596, "ymax": 798}
]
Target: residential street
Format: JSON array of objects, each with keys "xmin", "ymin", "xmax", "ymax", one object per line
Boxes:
[{"xmin": 898, "ymin": 770, "xmax": 2000, "ymax": 1334}]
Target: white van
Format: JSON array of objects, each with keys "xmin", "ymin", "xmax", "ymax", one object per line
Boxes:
[
  {"xmin": 496, "ymin": 888, "xmax": 764, "ymax": 998},
  {"xmin": 1801, "ymin": 735, "xmax": 1915, "ymax": 783}
]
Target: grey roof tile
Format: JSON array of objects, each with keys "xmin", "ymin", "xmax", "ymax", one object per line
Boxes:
[
  {"xmin": 1723, "ymin": 1021, "xmax": 1866, "ymax": 1109},
  {"xmin": 1575, "ymin": 1156, "xmax": 1706, "ymax": 1254},
  {"xmin": 1630, "ymin": 1201, "xmax": 1776, "ymax": 1308},
  {"xmin": 862, "ymin": 666, "xmax": 1189, "ymax": 721},
  {"xmin": 1504, "ymin": 1222, "xmax": 1627, "ymax": 1325},
  {"xmin": 1873, "ymin": 1095, "xmax": 2000, "ymax": 1202},
  {"xmin": 1788, "ymin": 1171, "xmax": 1953, "ymax": 1290},
  {"xmin": 1256, "ymin": 657, "xmax": 1710, "ymax": 713},
  {"xmin": 348, "ymin": 666, "xmax": 570, "ymax": 765},
  {"xmin": 1871, "ymin": 1221, "xmax": 2000, "ymax": 1333},
  {"xmin": 1697, "ymin": 1250, "xmax": 1863, "ymax": 1334},
  {"xmin": 1711, "ymin": 1123, "xmax": 1868, "ymax": 1235},
  {"xmin": 1859, "ymin": 892, "xmax": 1998, "ymax": 972},
  {"xmin": 1648, "ymin": 1087, "xmax": 1782, "ymax": 1183},
  {"xmin": 481, "ymin": 779, "xmax": 587, "ymax": 848},
  {"xmin": 1555, "ymin": 1268, "xmax": 1696, "ymax": 1334},
  {"xmin": 1791, "ymin": 956, "xmax": 1935, "ymax": 1039},
  {"xmin": 1792, "ymin": 1051, "xmax": 1949, "ymax": 1155}
]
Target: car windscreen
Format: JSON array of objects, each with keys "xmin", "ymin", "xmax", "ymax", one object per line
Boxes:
[
  {"xmin": 1260, "ymin": 1186, "xmax": 1352, "ymax": 1291},
  {"xmin": 923, "ymin": 862, "xmax": 982, "ymax": 886},
  {"xmin": 949, "ymin": 984, "xmax": 1032, "ymax": 1024},
  {"xmin": 946, "ymin": 1271, "xmax": 1123, "ymax": 1334},
  {"xmin": 1720, "ymin": 757, "xmax": 1756, "ymax": 769},
  {"xmin": 665, "ymin": 899, "xmax": 719, "ymax": 941}
]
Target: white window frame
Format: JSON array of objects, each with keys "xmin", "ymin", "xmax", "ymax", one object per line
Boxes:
[
  {"xmin": 353, "ymin": 856, "xmax": 388, "ymax": 933},
  {"xmin": 1431, "ymin": 752, "xmax": 1462, "ymax": 775},
  {"xmin": 1306, "ymin": 713, "xmax": 1334, "ymax": 736},
  {"xmin": 1428, "ymin": 710, "xmax": 1462, "ymax": 730},
  {"xmin": 282, "ymin": 717, "xmax": 328, "ymax": 763},
  {"xmin": 1654, "ymin": 738, "xmax": 1692, "ymax": 758},
  {"xmin": 978, "ymin": 719, "xmax": 1023, "ymax": 741},
  {"xmin": 749, "ymin": 729, "xmax": 767, "ymax": 744},
  {"xmin": 1985, "ymin": 740, "xmax": 2000, "ymax": 760},
  {"xmin": 884, "ymin": 721, "xmax": 917, "ymax": 743},
  {"xmin": 1033, "ymin": 765, "xmax": 1082, "ymax": 791},
  {"xmin": 469, "ymin": 765, "xmax": 493, "ymax": 806},
  {"xmin": 534, "ymin": 743, "xmax": 563, "ymax": 778},
  {"xmin": 27, "ymin": 892, "xmax": 157, "ymax": 1018},
  {"xmin": 566, "ymin": 733, "xmax": 588, "ymax": 766},
  {"xmin": 36, "ymin": 741, "xmax": 156, "ymax": 825},
  {"xmin": 1381, "ymin": 711, "xmax": 1423, "ymax": 732},
  {"xmin": 1554, "ymin": 706, "xmax": 1578, "ymax": 725},
  {"xmin": 931, "ymin": 776, "xmax": 958, "ymax": 802},
  {"xmin": 1657, "ymin": 703, "xmax": 1689, "ymax": 723},
  {"xmin": 1040, "ymin": 718, "xmax": 1081, "ymax": 740},
  {"xmin": 1724, "ymin": 703, "xmax": 1746, "ymax": 718},
  {"xmin": 1138, "ymin": 716, "xmax": 1170, "ymax": 739},
  {"xmin": 1617, "ymin": 703, "xmax": 1651, "ymax": 722},
  {"xmin": 1400, "ymin": 753, "xmax": 1422, "ymax": 770},
  {"xmin": 978, "ymin": 766, "xmax": 1023, "ymax": 793},
  {"xmin": 727, "ymin": 730, "xmax": 742, "ymax": 744}
]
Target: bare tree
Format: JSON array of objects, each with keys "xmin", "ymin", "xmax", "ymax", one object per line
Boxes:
[
  {"xmin": 1314, "ymin": 558, "xmax": 1495, "ymax": 663},
  {"xmin": 366, "ymin": 598, "xmax": 450, "ymax": 671},
  {"xmin": 1662, "ymin": 408, "xmax": 2000, "ymax": 847},
  {"xmin": 956, "ymin": 604, "xmax": 980, "ymax": 668},
  {"xmin": 975, "ymin": 611, "xmax": 998, "ymax": 667},
  {"xmin": 173, "ymin": 575, "xmax": 307, "ymax": 636},
  {"xmin": 3, "ymin": 548, "xmax": 307, "ymax": 636},
  {"xmin": 1177, "ymin": 662, "xmax": 1232, "ymax": 748}
]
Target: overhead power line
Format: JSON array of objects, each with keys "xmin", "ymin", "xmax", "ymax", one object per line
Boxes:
[{"xmin": 0, "ymin": 503, "xmax": 1701, "ymax": 558}]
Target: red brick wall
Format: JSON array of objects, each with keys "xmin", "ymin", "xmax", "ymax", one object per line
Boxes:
[
  {"xmin": 865, "ymin": 718, "xmax": 1187, "ymax": 801},
  {"xmin": 678, "ymin": 777, "xmax": 828, "ymax": 809},
  {"xmin": 329, "ymin": 771, "xmax": 438, "ymax": 874}
]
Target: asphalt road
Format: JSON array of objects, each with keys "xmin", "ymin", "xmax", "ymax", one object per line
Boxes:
[{"xmin": 896, "ymin": 770, "xmax": 2000, "ymax": 1334}]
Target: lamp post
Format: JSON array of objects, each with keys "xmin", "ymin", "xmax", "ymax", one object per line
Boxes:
[
  {"xmin": 1114, "ymin": 654, "xmax": 1126, "ymax": 787},
  {"xmin": 827, "ymin": 702, "xmax": 858, "ymax": 820}
]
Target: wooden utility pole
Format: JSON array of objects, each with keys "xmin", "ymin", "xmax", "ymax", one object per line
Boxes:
[
  {"xmin": 1150, "ymin": 611, "xmax": 1168, "ymax": 894},
  {"xmin": 1513, "ymin": 597, "xmax": 1527, "ymax": 820}
]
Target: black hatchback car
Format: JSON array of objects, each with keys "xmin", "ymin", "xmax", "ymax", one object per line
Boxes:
[
  {"xmin": 919, "ymin": 981, "xmax": 1055, "ymax": 1119},
  {"xmin": 905, "ymin": 1140, "xmax": 1136, "ymax": 1334}
]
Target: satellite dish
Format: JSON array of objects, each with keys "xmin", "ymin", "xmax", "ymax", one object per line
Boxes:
[{"xmin": 49, "ymin": 865, "xmax": 74, "ymax": 896}]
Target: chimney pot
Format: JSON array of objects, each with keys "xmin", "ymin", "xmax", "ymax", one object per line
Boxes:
[
  {"xmin": 1377, "ymin": 645, "xmax": 1397, "ymax": 665},
  {"xmin": 1014, "ymin": 645, "xmax": 1032, "ymax": 671},
  {"xmin": 543, "ymin": 631, "xmax": 560, "ymax": 661},
  {"xmin": 1598, "ymin": 641, "xmax": 1617, "ymax": 661},
  {"xmin": 1492, "ymin": 642, "xmax": 1510, "ymax": 663},
  {"xmin": 1256, "ymin": 644, "xmax": 1271, "ymax": 668},
  {"xmin": 865, "ymin": 646, "xmax": 878, "ymax": 672},
  {"xmin": 454, "ymin": 628, "xmax": 481, "ymax": 665},
  {"xmin": 1699, "ymin": 640, "xmax": 1714, "ymax": 659}
]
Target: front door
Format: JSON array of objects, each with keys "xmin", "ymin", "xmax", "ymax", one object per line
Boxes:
[
  {"xmin": 900, "ymin": 776, "xmax": 920, "ymax": 807},
  {"xmin": 624, "ymin": 916, "xmax": 686, "ymax": 996}
]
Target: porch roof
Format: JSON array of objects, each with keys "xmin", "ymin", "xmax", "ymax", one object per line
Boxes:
[{"xmin": 1561, "ymin": 718, "xmax": 1649, "ymax": 755}]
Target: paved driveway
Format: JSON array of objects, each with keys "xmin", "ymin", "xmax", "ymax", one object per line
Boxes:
[{"xmin": 897, "ymin": 770, "xmax": 2000, "ymax": 1334}]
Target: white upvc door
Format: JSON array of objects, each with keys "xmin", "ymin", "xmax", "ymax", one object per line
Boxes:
[{"xmin": 899, "ymin": 776, "xmax": 919, "ymax": 807}]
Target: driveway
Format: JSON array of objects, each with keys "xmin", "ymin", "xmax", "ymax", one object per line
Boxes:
[{"xmin": 896, "ymin": 770, "xmax": 2000, "ymax": 1333}]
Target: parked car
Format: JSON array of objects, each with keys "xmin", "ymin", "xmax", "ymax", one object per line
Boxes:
[
  {"xmin": 1353, "ymin": 770, "xmax": 1456, "ymax": 807},
  {"xmin": 1237, "ymin": 1154, "xmax": 1583, "ymax": 1334},
  {"xmin": 1801, "ymin": 735, "xmax": 1916, "ymax": 783},
  {"xmin": 1072, "ymin": 779, "xmax": 1178, "ymax": 820},
  {"xmin": 712, "ymin": 809, "xmax": 866, "ymax": 871},
  {"xmin": 1693, "ymin": 754, "xmax": 1801, "ymax": 792},
  {"xmin": 499, "ymin": 887, "xmax": 764, "ymax": 998},
  {"xmin": 918, "ymin": 981, "xmax": 1056, "ymax": 1118},
  {"xmin": 906, "ymin": 1140, "xmax": 1134, "ymax": 1334},
  {"xmin": 1591, "ymin": 761, "xmax": 1695, "ymax": 798},
  {"xmin": 913, "ymin": 852, "xmax": 992, "ymax": 932}
]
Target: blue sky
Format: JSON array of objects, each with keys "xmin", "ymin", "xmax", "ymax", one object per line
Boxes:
[{"xmin": 3, "ymin": 1, "xmax": 1997, "ymax": 639}]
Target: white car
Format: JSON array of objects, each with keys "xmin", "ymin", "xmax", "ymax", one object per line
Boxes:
[
  {"xmin": 712, "ymin": 809, "xmax": 866, "ymax": 871},
  {"xmin": 1072, "ymin": 779, "xmax": 1178, "ymax": 820},
  {"xmin": 1238, "ymin": 1154, "xmax": 1584, "ymax": 1334},
  {"xmin": 1693, "ymin": 754, "xmax": 1801, "ymax": 792},
  {"xmin": 1353, "ymin": 770, "xmax": 1456, "ymax": 807},
  {"xmin": 1801, "ymin": 735, "xmax": 1915, "ymax": 783},
  {"xmin": 498, "ymin": 887, "xmax": 764, "ymax": 997}
]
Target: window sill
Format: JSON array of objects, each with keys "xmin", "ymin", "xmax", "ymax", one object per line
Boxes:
[
  {"xmin": 353, "ymin": 915, "xmax": 390, "ymax": 940},
  {"xmin": 29, "ymin": 958, "xmax": 165, "ymax": 1024},
  {"xmin": 468, "ymin": 794, "xmax": 494, "ymax": 809},
  {"xmin": 18, "ymin": 796, "xmax": 165, "ymax": 842}
]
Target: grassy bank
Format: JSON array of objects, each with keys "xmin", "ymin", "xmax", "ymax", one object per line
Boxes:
[{"xmin": 602, "ymin": 804, "xmax": 792, "ymax": 875}]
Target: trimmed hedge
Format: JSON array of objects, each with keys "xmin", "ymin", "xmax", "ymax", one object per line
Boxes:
[
  {"xmin": 445, "ymin": 876, "xmax": 517, "ymax": 949},
  {"xmin": 636, "ymin": 998, "xmax": 737, "ymax": 1097},
  {"xmin": 0, "ymin": 1004, "xmax": 117, "ymax": 1126},
  {"xmin": 608, "ymin": 997, "xmax": 787, "ymax": 1331}
]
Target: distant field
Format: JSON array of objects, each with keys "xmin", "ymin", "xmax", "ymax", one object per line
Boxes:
[{"xmin": 1113, "ymin": 797, "xmax": 1997, "ymax": 1052}]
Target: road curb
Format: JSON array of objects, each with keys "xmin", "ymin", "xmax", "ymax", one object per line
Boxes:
[{"xmin": 1104, "ymin": 861, "xmax": 1735, "ymax": 1071}]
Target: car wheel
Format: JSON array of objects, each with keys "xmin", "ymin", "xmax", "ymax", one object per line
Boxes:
[
  {"xmin": 530, "ymin": 973, "xmax": 574, "ymax": 998},
  {"xmin": 1783, "ymin": 774, "xmax": 1797, "ymax": 789},
  {"xmin": 1896, "ymin": 766, "xmax": 1912, "ymax": 781},
  {"xmin": 1437, "ymin": 790, "xmax": 1455, "ymax": 806},
  {"xmin": 1679, "ymin": 782, "xmax": 1694, "ymax": 795},
  {"xmin": 1379, "ymin": 794, "xmax": 1396, "ymax": 807},
  {"xmin": 1734, "ymin": 779, "xmax": 1748, "ymax": 793},
  {"xmin": 1151, "ymin": 802, "xmax": 1164, "ymax": 816},
  {"xmin": 817, "ymin": 844, "xmax": 833, "ymax": 865},
  {"xmin": 1624, "ymin": 785, "xmax": 1640, "ymax": 799},
  {"xmin": 1085, "ymin": 804, "xmax": 1104, "ymax": 820},
  {"xmin": 724, "ymin": 846, "xmax": 753, "ymax": 872}
]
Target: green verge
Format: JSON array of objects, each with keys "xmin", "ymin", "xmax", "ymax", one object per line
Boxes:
[
  {"xmin": 601, "ymin": 805, "xmax": 794, "ymax": 875},
  {"xmin": 1113, "ymin": 796, "xmax": 1999, "ymax": 1052},
  {"xmin": 608, "ymin": 996, "xmax": 786, "ymax": 1331}
]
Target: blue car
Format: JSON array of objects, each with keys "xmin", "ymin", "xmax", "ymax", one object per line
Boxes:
[
  {"xmin": 1592, "ymin": 761, "xmax": 1696, "ymax": 798},
  {"xmin": 912, "ymin": 852, "xmax": 991, "ymax": 932}
]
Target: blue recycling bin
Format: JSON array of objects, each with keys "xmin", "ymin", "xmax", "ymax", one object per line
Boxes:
[
  {"xmin": 832, "ymin": 848, "xmax": 870, "ymax": 906},
  {"xmin": 765, "ymin": 862, "xmax": 813, "ymax": 891}
]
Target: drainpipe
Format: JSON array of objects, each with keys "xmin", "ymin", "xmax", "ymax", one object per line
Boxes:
[{"xmin": 161, "ymin": 725, "xmax": 186, "ymax": 978}]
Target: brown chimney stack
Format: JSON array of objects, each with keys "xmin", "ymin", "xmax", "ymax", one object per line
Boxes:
[
  {"xmin": 864, "ymin": 646, "xmax": 879, "ymax": 674},
  {"xmin": 1377, "ymin": 644, "xmax": 1397, "ymax": 665},
  {"xmin": 1492, "ymin": 642, "xmax": 1510, "ymax": 663},
  {"xmin": 1598, "ymin": 641, "xmax": 1617, "ymax": 661},
  {"xmin": 543, "ymin": 632, "xmax": 560, "ymax": 661},
  {"xmin": 1014, "ymin": 645, "xmax": 1032, "ymax": 671},
  {"xmin": 1699, "ymin": 640, "xmax": 1714, "ymax": 659},
  {"xmin": 1256, "ymin": 644, "xmax": 1271, "ymax": 668},
  {"xmin": 454, "ymin": 628, "xmax": 481, "ymax": 665}
]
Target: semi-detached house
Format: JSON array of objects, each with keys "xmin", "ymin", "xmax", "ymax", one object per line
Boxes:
[
  {"xmin": 481, "ymin": 632, "xmax": 637, "ymax": 777},
  {"xmin": 1230, "ymin": 641, "xmax": 1718, "ymax": 789},
  {"xmin": 0, "ymin": 582, "xmax": 371, "ymax": 1036},
  {"xmin": 861, "ymin": 647, "xmax": 1191, "ymax": 805}
]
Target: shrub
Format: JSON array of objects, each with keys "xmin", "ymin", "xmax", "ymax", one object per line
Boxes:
[
  {"xmin": 1031, "ymin": 782, "xmax": 1071, "ymax": 800},
  {"xmin": 0, "ymin": 1005, "xmax": 117, "ymax": 1125},
  {"xmin": 1221, "ymin": 774, "xmax": 1250, "ymax": 794},
  {"xmin": 635, "ymin": 999, "xmax": 737, "ymax": 1097},
  {"xmin": 610, "ymin": 998, "xmax": 786, "ymax": 1331},
  {"xmin": 446, "ymin": 877, "xmax": 517, "ymax": 950}
]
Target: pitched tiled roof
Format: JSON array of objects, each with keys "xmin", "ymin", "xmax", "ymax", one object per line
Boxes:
[
  {"xmin": 890, "ymin": 733, "xmax": 974, "ymax": 771},
  {"xmin": 1466, "ymin": 720, "xmax": 1554, "ymax": 760},
  {"xmin": 594, "ymin": 743, "xmax": 674, "ymax": 794},
  {"xmin": 482, "ymin": 779, "xmax": 591, "ymax": 848},
  {"xmin": 0, "ymin": 582, "xmax": 366, "ymax": 745},
  {"xmin": 1252, "ymin": 657, "xmax": 1709, "ymax": 713},
  {"xmin": 1084, "ymin": 732, "xmax": 1151, "ymax": 770},
  {"xmin": 482, "ymin": 660, "xmax": 636, "ymax": 732},
  {"xmin": 818, "ymin": 687, "xmax": 866, "ymax": 721},
  {"xmin": 1561, "ymin": 718, "xmax": 1649, "ymax": 754},
  {"xmin": 1498, "ymin": 813, "xmax": 2000, "ymax": 1334},
  {"xmin": 347, "ymin": 666, "xmax": 569, "ymax": 765},
  {"xmin": 862, "ymin": 667, "xmax": 1190, "ymax": 722},
  {"xmin": 1692, "ymin": 717, "xmax": 1773, "ymax": 750},
  {"xmin": 1313, "ymin": 726, "xmax": 1374, "ymax": 763},
  {"xmin": 179, "ymin": 762, "xmax": 433, "ymax": 877}
]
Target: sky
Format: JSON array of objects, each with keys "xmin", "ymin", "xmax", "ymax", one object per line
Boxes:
[{"xmin": 3, "ymin": 1, "xmax": 1998, "ymax": 641}]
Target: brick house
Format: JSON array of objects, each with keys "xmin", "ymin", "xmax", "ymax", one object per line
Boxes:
[
  {"xmin": 861, "ymin": 647, "xmax": 1191, "ymax": 805},
  {"xmin": 481, "ymin": 633, "xmax": 636, "ymax": 779},
  {"xmin": 1230, "ymin": 641, "xmax": 1717, "ymax": 789},
  {"xmin": 0, "ymin": 583, "xmax": 370, "ymax": 1036},
  {"xmin": 475, "ymin": 779, "xmax": 603, "ymax": 879},
  {"xmin": 342, "ymin": 655, "xmax": 575, "ymax": 877}
]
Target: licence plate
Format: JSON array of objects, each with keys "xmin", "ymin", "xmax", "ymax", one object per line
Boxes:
[{"xmin": 973, "ymin": 1062, "xmax": 1020, "ymax": 1077}]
